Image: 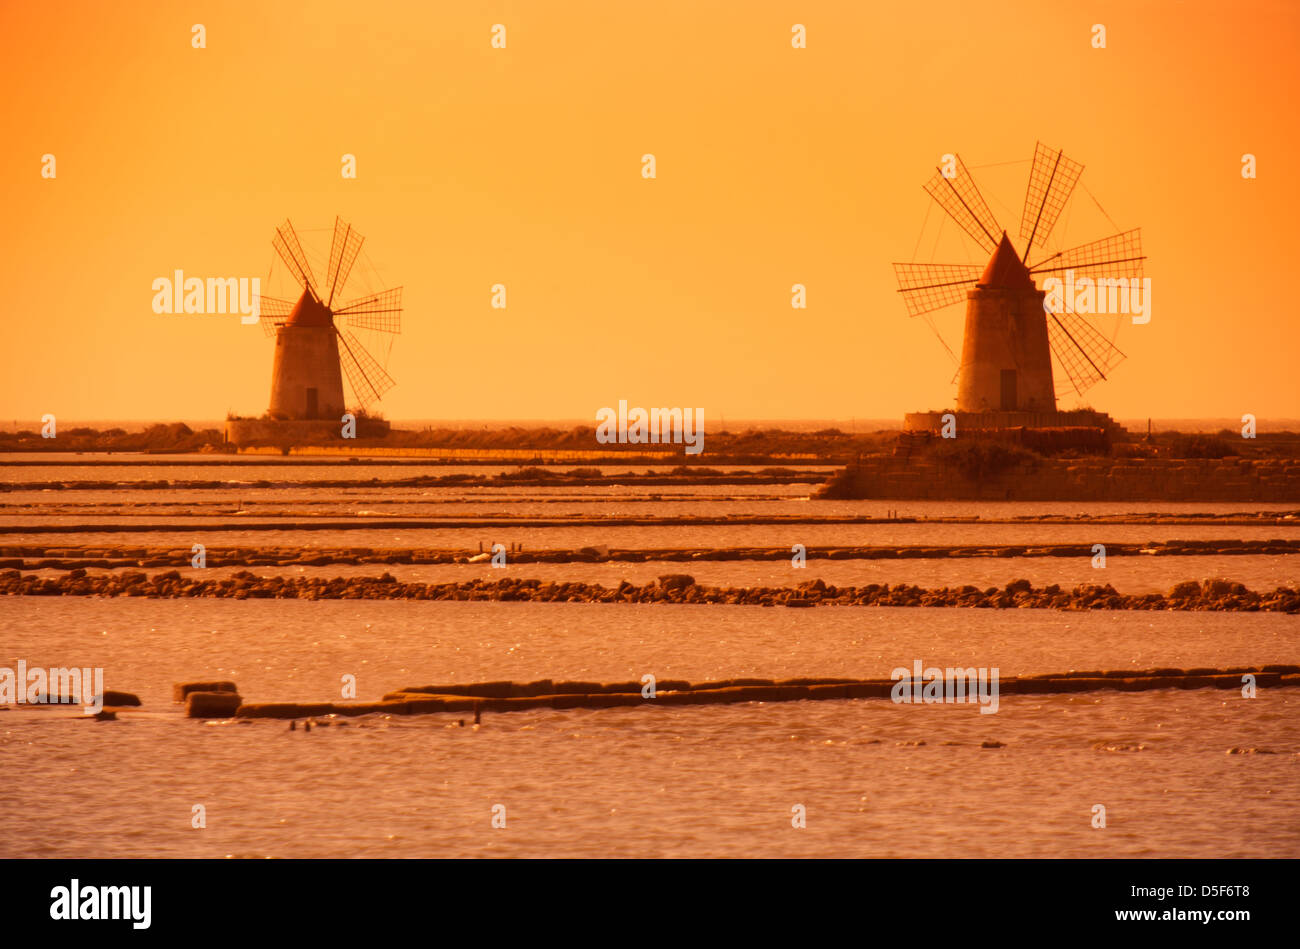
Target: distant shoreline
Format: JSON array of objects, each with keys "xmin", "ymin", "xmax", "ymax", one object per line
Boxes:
[
  {"xmin": 2, "ymin": 422, "xmax": 1299, "ymax": 468},
  {"xmin": 3, "ymin": 418, "xmax": 1299, "ymax": 435}
]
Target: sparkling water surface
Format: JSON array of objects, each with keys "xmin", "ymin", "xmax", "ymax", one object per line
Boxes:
[{"xmin": 2, "ymin": 462, "xmax": 1297, "ymax": 857}]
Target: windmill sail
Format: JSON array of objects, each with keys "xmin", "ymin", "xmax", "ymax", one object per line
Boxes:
[
  {"xmin": 923, "ymin": 154, "xmax": 1002, "ymax": 254},
  {"xmin": 892, "ymin": 263, "xmax": 982, "ymax": 318},
  {"xmin": 1020, "ymin": 142, "xmax": 1084, "ymax": 264},
  {"xmin": 272, "ymin": 220, "xmax": 319, "ymax": 297},
  {"xmin": 325, "ymin": 217, "xmax": 365, "ymax": 307},
  {"xmin": 335, "ymin": 327, "xmax": 396, "ymax": 408},
  {"xmin": 1031, "ymin": 227, "xmax": 1141, "ymax": 394},
  {"xmin": 1045, "ymin": 302, "xmax": 1127, "ymax": 397},
  {"xmin": 257, "ymin": 294, "xmax": 297, "ymax": 338},
  {"xmin": 1029, "ymin": 229, "xmax": 1144, "ymax": 282},
  {"xmin": 335, "ymin": 287, "xmax": 403, "ymax": 333}
]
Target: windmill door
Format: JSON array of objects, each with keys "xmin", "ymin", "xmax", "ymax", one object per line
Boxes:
[
  {"xmin": 999, "ymin": 370, "xmax": 1017, "ymax": 411},
  {"xmin": 306, "ymin": 387, "xmax": 319, "ymax": 418}
]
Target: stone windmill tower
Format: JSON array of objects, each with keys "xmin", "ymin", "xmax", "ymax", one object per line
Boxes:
[
  {"xmin": 257, "ymin": 218, "xmax": 402, "ymax": 420},
  {"xmin": 894, "ymin": 144, "xmax": 1143, "ymax": 424},
  {"xmin": 959, "ymin": 232, "xmax": 1055, "ymax": 413}
]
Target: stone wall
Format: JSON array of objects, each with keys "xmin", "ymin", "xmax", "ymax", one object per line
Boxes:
[
  {"xmin": 902, "ymin": 409, "xmax": 1121, "ymax": 432},
  {"xmin": 820, "ymin": 456, "xmax": 1300, "ymax": 502},
  {"xmin": 224, "ymin": 417, "xmax": 390, "ymax": 447}
]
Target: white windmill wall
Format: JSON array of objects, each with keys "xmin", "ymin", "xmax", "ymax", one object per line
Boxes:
[{"xmin": 268, "ymin": 326, "xmax": 347, "ymax": 420}]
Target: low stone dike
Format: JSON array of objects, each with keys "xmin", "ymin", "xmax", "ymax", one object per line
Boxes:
[
  {"xmin": 174, "ymin": 681, "xmax": 238, "ymax": 702},
  {"xmin": 185, "ymin": 691, "xmax": 243, "ymax": 718},
  {"xmin": 2, "ymin": 536, "xmax": 1296, "ymax": 571},
  {"xmin": 819, "ymin": 456, "xmax": 1300, "ymax": 502},
  {"xmin": 230, "ymin": 666, "xmax": 1300, "ymax": 719},
  {"xmin": 2, "ymin": 570, "xmax": 1297, "ymax": 612},
  {"xmin": 0, "ymin": 469, "xmax": 824, "ymax": 493}
]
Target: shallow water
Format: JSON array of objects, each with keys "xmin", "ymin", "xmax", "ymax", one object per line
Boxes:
[
  {"xmin": 6, "ymin": 523, "xmax": 1298, "ymax": 555},
  {"xmin": 3, "ymin": 459, "xmax": 1298, "ymax": 858},
  {"xmin": 7, "ymin": 597, "xmax": 1298, "ymax": 703},
  {"xmin": 3, "ymin": 599, "xmax": 1297, "ymax": 858}
]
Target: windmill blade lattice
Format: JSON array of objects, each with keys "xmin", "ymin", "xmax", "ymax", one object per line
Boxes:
[
  {"xmin": 1020, "ymin": 142, "xmax": 1085, "ymax": 264},
  {"xmin": 892, "ymin": 263, "xmax": 982, "ymax": 318},
  {"xmin": 335, "ymin": 327, "xmax": 397, "ymax": 409},
  {"xmin": 923, "ymin": 154, "xmax": 1002, "ymax": 254},
  {"xmin": 1045, "ymin": 303, "xmax": 1127, "ymax": 396},
  {"xmin": 272, "ymin": 220, "xmax": 318, "ymax": 297},
  {"xmin": 335, "ymin": 287, "xmax": 403, "ymax": 334},
  {"xmin": 325, "ymin": 217, "xmax": 365, "ymax": 307},
  {"xmin": 1029, "ymin": 229, "xmax": 1144, "ymax": 282},
  {"xmin": 257, "ymin": 295, "xmax": 296, "ymax": 338}
]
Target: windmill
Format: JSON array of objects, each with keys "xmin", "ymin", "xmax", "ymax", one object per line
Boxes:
[
  {"xmin": 893, "ymin": 144, "xmax": 1144, "ymax": 414},
  {"xmin": 256, "ymin": 217, "xmax": 401, "ymax": 420}
]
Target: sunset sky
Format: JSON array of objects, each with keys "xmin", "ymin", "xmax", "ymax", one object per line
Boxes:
[{"xmin": 3, "ymin": 0, "xmax": 1297, "ymax": 424}]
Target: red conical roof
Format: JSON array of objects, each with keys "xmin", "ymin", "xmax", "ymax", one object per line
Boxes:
[
  {"xmin": 285, "ymin": 287, "xmax": 334, "ymax": 327},
  {"xmin": 978, "ymin": 232, "xmax": 1035, "ymax": 290}
]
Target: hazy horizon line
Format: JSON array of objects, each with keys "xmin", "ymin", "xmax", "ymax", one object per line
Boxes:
[{"xmin": 4, "ymin": 417, "xmax": 1298, "ymax": 434}]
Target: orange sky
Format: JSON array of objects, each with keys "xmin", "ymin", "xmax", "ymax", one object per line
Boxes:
[{"xmin": 3, "ymin": 0, "xmax": 1298, "ymax": 423}]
